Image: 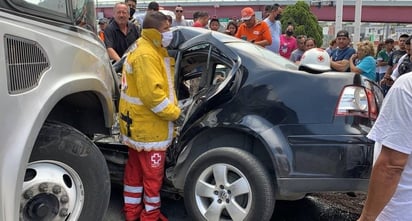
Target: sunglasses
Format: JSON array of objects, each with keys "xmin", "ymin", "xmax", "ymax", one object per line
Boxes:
[{"xmin": 175, "ymin": 10, "xmax": 183, "ymax": 12}]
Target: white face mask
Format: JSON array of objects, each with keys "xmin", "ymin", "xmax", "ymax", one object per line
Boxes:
[{"xmin": 161, "ymin": 31, "xmax": 173, "ymax": 47}]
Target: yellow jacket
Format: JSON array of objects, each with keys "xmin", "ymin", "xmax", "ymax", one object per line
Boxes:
[{"xmin": 119, "ymin": 29, "xmax": 181, "ymax": 151}]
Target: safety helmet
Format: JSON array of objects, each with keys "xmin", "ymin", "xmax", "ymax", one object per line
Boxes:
[{"xmin": 299, "ymin": 48, "xmax": 331, "ymax": 72}]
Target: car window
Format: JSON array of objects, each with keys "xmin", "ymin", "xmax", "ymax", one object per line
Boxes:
[{"xmin": 20, "ymin": 0, "xmax": 67, "ymax": 14}]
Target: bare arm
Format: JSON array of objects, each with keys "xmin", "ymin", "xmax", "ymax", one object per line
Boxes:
[
  {"xmin": 349, "ymin": 54, "xmax": 362, "ymax": 74},
  {"xmin": 357, "ymin": 146, "xmax": 409, "ymax": 221},
  {"xmin": 331, "ymin": 59, "xmax": 350, "ymax": 72},
  {"xmin": 107, "ymin": 48, "xmax": 121, "ymax": 62},
  {"xmin": 254, "ymin": 39, "xmax": 270, "ymax": 47}
]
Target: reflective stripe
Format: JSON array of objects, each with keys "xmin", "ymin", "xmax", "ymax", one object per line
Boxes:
[
  {"xmin": 124, "ymin": 185, "xmax": 143, "ymax": 193},
  {"xmin": 124, "ymin": 196, "xmax": 142, "ymax": 205},
  {"xmin": 121, "ymin": 92, "xmax": 143, "ymax": 105},
  {"xmin": 145, "ymin": 204, "xmax": 159, "ymax": 212},
  {"xmin": 125, "ymin": 61, "xmax": 132, "ymax": 73},
  {"xmin": 144, "ymin": 195, "xmax": 160, "ymax": 204},
  {"xmin": 164, "ymin": 57, "xmax": 175, "ymax": 103},
  {"xmin": 151, "ymin": 98, "xmax": 170, "ymax": 113},
  {"xmin": 122, "ymin": 134, "xmax": 172, "ymax": 151}
]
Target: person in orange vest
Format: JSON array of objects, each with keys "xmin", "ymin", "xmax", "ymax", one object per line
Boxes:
[{"xmin": 98, "ymin": 18, "xmax": 108, "ymax": 42}]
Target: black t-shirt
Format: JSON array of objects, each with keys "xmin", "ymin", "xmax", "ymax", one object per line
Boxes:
[
  {"xmin": 398, "ymin": 55, "xmax": 412, "ymax": 76},
  {"xmin": 388, "ymin": 49, "xmax": 407, "ymax": 67},
  {"xmin": 104, "ymin": 21, "xmax": 140, "ymax": 58}
]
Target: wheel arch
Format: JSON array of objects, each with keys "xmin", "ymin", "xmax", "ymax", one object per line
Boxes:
[
  {"xmin": 173, "ymin": 127, "xmax": 278, "ymax": 193},
  {"xmin": 46, "ymin": 90, "xmax": 113, "ymax": 137}
]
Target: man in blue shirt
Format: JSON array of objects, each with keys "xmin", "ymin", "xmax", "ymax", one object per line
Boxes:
[
  {"xmin": 263, "ymin": 4, "xmax": 282, "ymax": 54},
  {"xmin": 330, "ymin": 30, "xmax": 356, "ymax": 72}
]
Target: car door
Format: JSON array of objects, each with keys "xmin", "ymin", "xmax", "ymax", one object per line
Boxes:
[{"xmin": 174, "ymin": 42, "xmax": 241, "ymax": 133}]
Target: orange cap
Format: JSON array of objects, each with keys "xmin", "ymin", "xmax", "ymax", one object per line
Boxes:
[{"xmin": 241, "ymin": 7, "xmax": 255, "ymax": 21}]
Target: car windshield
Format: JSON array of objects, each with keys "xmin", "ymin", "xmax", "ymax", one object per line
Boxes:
[
  {"xmin": 226, "ymin": 42, "xmax": 298, "ymax": 70},
  {"xmin": 14, "ymin": 0, "xmax": 96, "ymax": 32}
]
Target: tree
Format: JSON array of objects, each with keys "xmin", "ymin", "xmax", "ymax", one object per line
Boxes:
[{"xmin": 280, "ymin": 1, "xmax": 323, "ymax": 47}]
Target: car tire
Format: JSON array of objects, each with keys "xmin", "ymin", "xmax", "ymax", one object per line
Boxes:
[
  {"xmin": 21, "ymin": 122, "xmax": 111, "ymax": 221},
  {"xmin": 184, "ymin": 147, "xmax": 275, "ymax": 221}
]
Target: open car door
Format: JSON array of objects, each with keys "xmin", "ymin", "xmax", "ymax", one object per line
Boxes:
[{"xmin": 174, "ymin": 39, "xmax": 242, "ymax": 135}]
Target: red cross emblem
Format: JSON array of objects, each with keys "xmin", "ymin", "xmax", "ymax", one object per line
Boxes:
[
  {"xmin": 151, "ymin": 153, "xmax": 162, "ymax": 167},
  {"xmin": 318, "ymin": 55, "xmax": 324, "ymax": 62}
]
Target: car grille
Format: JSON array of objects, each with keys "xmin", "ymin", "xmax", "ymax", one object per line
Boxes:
[{"xmin": 5, "ymin": 34, "xmax": 50, "ymax": 94}]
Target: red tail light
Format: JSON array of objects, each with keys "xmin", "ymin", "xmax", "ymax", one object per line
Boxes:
[{"xmin": 335, "ymin": 86, "xmax": 378, "ymax": 120}]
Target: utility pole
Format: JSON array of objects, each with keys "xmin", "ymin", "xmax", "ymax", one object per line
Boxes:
[
  {"xmin": 335, "ymin": 0, "xmax": 343, "ymax": 34},
  {"xmin": 353, "ymin": 0, "xmax": 363, "ymax": 45}
]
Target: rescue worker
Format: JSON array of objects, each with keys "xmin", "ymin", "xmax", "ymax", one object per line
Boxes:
[{"xmin": 118, "ymin": 11, "xmax": 181, "ymax": 221}]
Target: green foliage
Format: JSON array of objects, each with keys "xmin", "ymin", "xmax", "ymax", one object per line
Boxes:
[{"xmin": 280, "ymin": 1, "xmax": 323, "ymax": 47}]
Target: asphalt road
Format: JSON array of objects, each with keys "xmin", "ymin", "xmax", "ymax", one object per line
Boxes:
[{"xmin": 104, "ymin": 184, "xmax": 360, "ymax": 221}]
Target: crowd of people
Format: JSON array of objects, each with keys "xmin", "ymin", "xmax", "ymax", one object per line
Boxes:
[{"xmin": 94, "ymin": 1, "xmax": 412, "ymax": 220}]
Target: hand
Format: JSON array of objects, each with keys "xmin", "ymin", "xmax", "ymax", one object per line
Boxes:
[
  {"xmin": 350, "ymin": 53, "xmax": 358, "ymax": 61},
  {"xmin": 174, "ymin": 113, "xmax": 185, "ymax": 126}
]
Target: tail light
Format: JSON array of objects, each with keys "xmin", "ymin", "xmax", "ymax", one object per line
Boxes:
[{"xmin": 335, "ymin": 86, "xmax": 378, "ymax": 120}]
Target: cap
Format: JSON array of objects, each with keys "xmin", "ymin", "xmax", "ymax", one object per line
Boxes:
[
  {"xmin": 336, "ymin": 30, "xmax": 349, "ymax": 38},
  {"xmin": 98, "ymin": 18, "xmax": 107, "ymax": 24},
  {"xmin": 241, "ymin": 7, "xmax": 255, "ymax": 21}
]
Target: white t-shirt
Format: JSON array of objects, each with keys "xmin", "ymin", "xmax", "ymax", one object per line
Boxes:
[{"xmin": 367, "ymin": 72, "xmax": 412, "ymax": 221}]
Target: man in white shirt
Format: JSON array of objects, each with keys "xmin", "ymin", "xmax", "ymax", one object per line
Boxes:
[{"xmin": 358, "ymin": 72, "xmax": 412, "ymax": 221}]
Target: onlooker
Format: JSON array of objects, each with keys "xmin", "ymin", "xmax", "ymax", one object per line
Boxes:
[
  {"xmin": 171, "ymin": 5, "xmax": 189, "ymax": 27},
  {"xmin": 192, "ymin": 11, "xmax": 209, "ymax": 28},
  {"xmin": 104, "ymin": 2, "xmax": 140, "ymax": 62},
  {"xmin": 98, "ymin": 18, "xmax": 108, "ymax": 42},
  {"xmin": 166, "ymin": 15, "xmax": 173, "ymax": 27},
  {"xmin": 349, "ymin": 40, "xmax": 376, "ymax": 81},
  {"xmin": 119, "ymin": 11, "xmax": 181, "ymax": 221},
  {"xmin": 263, "ymin": 4, "xmax": 282, "ymax": 53},
  {"xmin": 225, "ymin": 21, "xmax": 238, "ymax": 36},
  {"xmin": 209, "ymin": 18, "xmax": 220, "ymax": 31},
  {"xmin": 279, "ymin": 24, "xmax": 297, "ymax": 59},
  {"xmin": 325, "ymin": 38, "xmax": 337, "ymax": 56},
  {"xmin": 263, "ymin": 5, "xmax": 272, "ymax": 19},
  {"xmin": 235, "ymin": 7, "xmax": 272, "ymax": 47},
  {"xmin": 391, "ymin": 36, "xmax": 412, "ymax": 81},
  {"xmin": 381, "ymin": 34, "xmax": 409, "ymax": 91},
  {"xmin": 290, "ymin": 35, "xmax": 306, "ymax": 64},
  {"xmin": 357, "ymin": 72, "xmax": 412, "ymax": 221},
  {"xmin": 330, "ymin": 30, "xmax": 356, "ymax": 72},
  {"xmin": 192, "ymin": 11, "xmax": 200, "ymax": 25},
  {"xmin": 125, "ymin": 0, "xmax": 137, "ymax": 19},
  {"xmin": 136, "ymin": 1, "xmax": 159, "ymax": 26},
  {"xmin": 304, "ymin": 37, "xmax": 316, "ymax": 50},
  {"xmin": 376, "ymin": 38, "xmax": 394, "ymax": 82}
]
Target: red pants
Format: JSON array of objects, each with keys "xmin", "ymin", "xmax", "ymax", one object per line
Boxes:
[{"xmin": 123, "ymin": 149, "xmax": 167, "ymax": 221}]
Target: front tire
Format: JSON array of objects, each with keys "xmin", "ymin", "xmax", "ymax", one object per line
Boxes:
[
  {"xmin": 184, "ymin": 147, "xmax": 275, "ymax": 221},
  {"xmin": 20, "ymin": 122, "xmax": 111, "ymax": 221}
]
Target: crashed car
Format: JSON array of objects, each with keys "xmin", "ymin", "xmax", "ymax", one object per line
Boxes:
[{"xmin": 108, "ymin": 27, "xmax": 383, "ymax": 221}]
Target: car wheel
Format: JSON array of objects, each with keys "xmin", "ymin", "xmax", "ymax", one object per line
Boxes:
[
  {"xmin": 184, "ymin": 147, "xmax": 275, "ymax": 221},
  {"xmin": 20, "ymin": 122, "xmax": 111, "ymax": 221}
]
